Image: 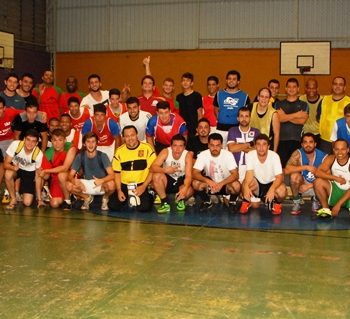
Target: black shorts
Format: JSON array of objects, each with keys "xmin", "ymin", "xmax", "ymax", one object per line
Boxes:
[
  {"xmin": 257, "ymin": 180, "xmax": 273, "ymax": 199},
  {"xmin": 0, "ymin": 149, "xmax": 3, "ymax": 163},
  {"xmin": 166, "ymin": 175, "xmax": 185, "ymax": 194},
  {"xmin": 17, "ymin": 169, "xmax": 36, "ymax": 195}
]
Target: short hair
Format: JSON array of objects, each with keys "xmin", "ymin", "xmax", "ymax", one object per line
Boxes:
[
  {"xmin": 156, "ymin": 101, "xmax": 170, "ymax": 110},
  {"xmin": 88, "ymin": 74, "xmax": 101, "ymax": 82},
  {"xmin": 122, "ymin": 125, "xmax": 138, "ymax": 136},
  {"xmin": 5, "ymin": 72, "xmax": 19, "ymax": 81},
  {"xmin": 197, "ymin": 117, "xmax": 210, "ymax": 127},
  {"xmin": 109, "ymin": 88, "xmax": 121, "ymax": 97},
  {"xmin": 344, "ymin": 103, "xmax": 350, "ymax": 115},
  {"xmin": 25, "ymin": 104, "xmax": 38, "ymax": 110},
  {"xmin": 182, "ymin": 72, "xmax": 194, "ymax": 81},
  {"xmin": 255, "ymin": 134, "xmax": 270, "ymax": 144},
  {"xmin": 268, "ymin": 79, "xmax": 280, "ymax": 86},
  {"xmin": 286, "ymin": 77, "xmax": 299, "ymax": 87},
  {"xmin": 163, "ymin": 77, "xmax": 174, "ymax": 84},
  {"xmin": 21, "ymin": 72, "xmax": 34, "ymax": 81},
  {"xmin": 226, "ymin": 70, "xmax": 241, "ymax": 81},
  {"xmin": 49, "ymin": 117, "xmax": 60, "ymax": 124},
  {"xmin": 171, "ymin": 134, "xmax": 186, "ymax": 146},
  {"xmin": 208, "ymin": 133, "xmax": 223, "ymax": 144},
  {"xmin": 51, "ymin": 128, "xmax": 66, "ymax": 138},
  {"xmin": 126, "ymin": 96, "xmax": 140, "ymax": 106},
  {"xmin": 238, "ymin": 107, "xmax": 251, "ymax": 116},
  {"xmin": 334, "ymin": 138, "xmax": 349, "ymax": 148},
  {"xmin": 301, "ymin": 132, "xmax": 316, "ymax": 143},
  {"xmin": 257, "ymin": 87, "xmax": 272, "ymax": 97},
  {"xmin": 24, "ymin": 129, "xmax": 40, "ymax": 140},
  {"xmin": 60, "ymin": 113, "xmax": 71, "ymax": 121},
  {"xmin": 82, "ymin": 131, "xmax": 98, "ymax": 144},
  {"xmin": 333, "ymin": 76, "xmax": 346, "ymax": 86},
  {"xmin": 141, "ymin": 75, "xmax": 155, "ymax": 86},
  {"xmin": 0, "ymin": 96, "xmax": 5, "ymax": 106},
  {"xmin": 93, "ymin": 103, "xmax": 107, "ymax": 114},
  {"xmin": 68, "ymin": 96, "xmax": 80, "ymax": 105},
  {"xmin": 207, "ymin": 75, "xmax": 219, "ymax": 84}
]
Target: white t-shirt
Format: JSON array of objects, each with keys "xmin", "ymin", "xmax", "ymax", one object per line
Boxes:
[
  {"xmin": 119, "ymin": 110, "xmax": 151, "ymax": 142},
  {"xmin": 246, "ymin": 150, "xmax": 282, "ymax": 184},
  {"xmin": 6, "ymin": 140, "xmax": 43, "ymax": 171},
  {"xmin": 194, "ymin": 149, "xmax": 237, "ymax": 183},
  {"xmin": 80, "ymin": 90, "xmax": 109, "ymax": 116}
]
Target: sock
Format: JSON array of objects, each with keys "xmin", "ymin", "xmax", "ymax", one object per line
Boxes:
[
  {"xmin": 65, "ymin": 199, "xmax": 71, "ymax": 205},
  {"xmin": 161, "ymin": 197, "xmax": 168, "ymax": 205}
]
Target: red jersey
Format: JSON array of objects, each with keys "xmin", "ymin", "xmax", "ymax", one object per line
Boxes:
[
  {"xmin": 202, "ymin": 95, "xmax": 217, "ymax": 127},
  {"xmin": 33, "ymin": 85, "xmax": 62, "ymax": 121},
  {"xmin": 106, "ymin": 103, "xmax": 127, "ymax": 123},
  {"xmin": 68, "ymin": 107, "xmax": 90, "ymax": 131},
  {"xmin": 91, "ymin": 117, "xmax": 116, "ymax": 146},
  {"xmin": 59, "ymin": 91, "xmax": 84, "ymax": 113},
  {"xmin": 138, "ymin": 94, "xmax": 165, "ymax": 115},
  {"xmin": 0, "ymin": 108, "xmax": 22, "ymax": 141}
]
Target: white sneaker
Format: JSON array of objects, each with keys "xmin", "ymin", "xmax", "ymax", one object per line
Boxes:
[
  {"xmin": 81, "ymin": 195, "xmax": 93, "ymax": 210},
  {"xmin": 101, "ymin": 196, "xmax": 109, "ymax": 211}
]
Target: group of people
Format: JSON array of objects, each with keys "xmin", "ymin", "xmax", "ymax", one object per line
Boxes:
[{"xmin": 1, "ymin": 56, "xmax": 350, "ymax": 218}]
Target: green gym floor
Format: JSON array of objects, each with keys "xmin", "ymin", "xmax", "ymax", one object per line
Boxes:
[{"xmin": 1, "ymin": 204, "xmax": 350, "ymax": 319}]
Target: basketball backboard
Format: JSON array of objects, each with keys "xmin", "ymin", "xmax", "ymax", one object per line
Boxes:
[
  {"xmin": 280, "ymin": 41, "xmax": 331, "ymax": 75},
  {"xmin": 0, "ymin": 31, "xmax": 14, "ymax": 69}
]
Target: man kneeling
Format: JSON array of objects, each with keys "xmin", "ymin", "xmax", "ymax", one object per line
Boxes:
[
  {"xmin": 66, "ymin": 132, "xmax": 115, "ymax": 211},
  {"xmin": 241, "ymin": 134, "xmax": 286, "ymax": 215},
  {"xmin": 151, "ymin": 134, "xmax": 193, "ymax": 213}
]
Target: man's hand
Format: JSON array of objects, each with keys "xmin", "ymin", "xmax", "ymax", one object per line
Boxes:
[
  {"xmin": 265, "ymin": 188, "xmax": 275, "ymax": 203},
  {"xmin": 164, "ymin": 166, "xmax": 179, "ymax": 175},
  {"xmin": 93, "ymin": 176, "xmax": 104, "ymax": 187},
  {"xmin": 331, "ymin": 203, "xmax": 341, "ymax": 216},
  {"xmin": 176, "ymin": 186, "xmax": 188, "ymax": 201},
  {"xmin": 143, "ymin": 56, "xmax": 150, "ymax": 66},
  {"xmin": 335, "ymin": 176, "xmax": 346, "ymax": 185},
  {"xmin": 134, "ymin": 185, "xmax": 146, "ymax": 197},
  {"xmin": 117, "ymin": 189, "xmax": 126, "ymax": 202}
]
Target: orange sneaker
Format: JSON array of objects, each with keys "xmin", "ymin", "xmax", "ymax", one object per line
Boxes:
[
  {"xmin": 272, "ymin": 202, "xmax": 282, "ymax": 215},
  {"xmin": 239, "ymin": 201, "xmax": 250, "ymax": 214}
]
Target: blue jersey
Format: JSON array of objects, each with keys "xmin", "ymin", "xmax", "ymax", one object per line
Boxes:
[
  {"xmin": 216, "ymin": 90, "xmax": 249, "ymax": 126},
  {"xmin": 299, "ymin": 148, "xmax": 326, "ymax": 183},
  {"xmin": 335, "ymin": 118, "xmax": 350, "ymax": 145}
]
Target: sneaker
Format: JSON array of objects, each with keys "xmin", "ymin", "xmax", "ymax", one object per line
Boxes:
[
  {"xmin": 316, "ymin": 207, "xmax": 332, "ymax": 218},
  {"xmin": 101, "ymin": 196, "xmax": 109, "ymax": 211},
  {"xmin": 210, "ymin": 195, "xmax": 220, "ymax": 204},
  {"xmin": 311, "ymin": 197, "xmax": 320, "ymax": 212},
  {"xmin": 176, "ymin": 199, "xmax": 186, "ymax": 211},
  {"xmin": 185, "ymin": 196, "xmax": 196, "ymax": 207},
  {"xmin": 42, "ymin": 185, "xmax": 52, "ymax": 202},
  {"xmin": 81, "ymin": 195, "xmax": 93, "ymax": 211},
  {"xmin": 16, "ymin": 192, "xmax": 23, "ymax": 202},
  {"xmin": 272, "ymin": 202, "xmax": 282, "ymax": 215},
  {"xmin": 239, "ymin": 201, "xmax": 250, "ymax": 214},
  {"xmin": 157, "ymin": 202, "xmax": 170, "ymax": 214},
  {"xmin": 61, "ymin": 201, "xmax": 71, "ymax": 211},
  {"xmin": 2, "ymin": 193, "xmax": 10, "ymax": 204},
  {"xmin": 291, "ymin": 200, "xmax": 301, "ymax": 215},
  {"xmin": 154, "ymin": 194, "xmax": 161, "ymax": 205},
  {"xmin": 199, "ymin": 200, "xmax": 213, "ymax": 211}
]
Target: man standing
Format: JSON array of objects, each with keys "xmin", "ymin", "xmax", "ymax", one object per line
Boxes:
[
  {"xmin": 106, "ymin": 88, "xmax": 127, "ymax": 122},
  {"xmin": 318, "ymin": 76, "xmax": 350, "ymax": 154},
  {"xmin": 66, "ymin": 132, "xmax": 115, "ymax": 211},
  {"xmin": 186, "ymin": 118, "xmax": 210, "ymax": 160},
  {"xmin": 314, "ymin": 139, "xmax": 350, "ymax": 217},
  {"xmin": 151, "ymin": 134, "xmax": 193, "ymax": 213},
  {"xmin": 110, "ymin": 125, "xmax": 156, "ymax": 212},
  {"xmin": 214, "ymin": 70, "xmax": 249, "ymax": 146},
  {"xmin": 202, "ymin": 76, "xmax": 219, "ymax": 132},
  {"xmin": 0, "ymin": 73, "xmax": 26, "ymax": 110},
  {"xmin": 16, "ymin": 73, "xmax": 38, "ymax": 107},
  {"xmin": 299, "ymin": 78, "xmax": 322, "ymax": 141},
  {"xmin": 330, "ymin": 103, "xmax": 350, "ymax": 146},
  {"xmin": 275, "ymin": 78, "xmax": 309, "ymax": 167},
  {"xmin": 32, "ymin": 70, "xmax": 62, "ymax": 120},
  {"xmin": 80, "ymin": 74, "xmax": 109, "ymax": 116},
  {"xmin": 119, "ymin": 97, "xmax": 151, "ymax": 142},
  {"xmin": 4, "ymin": 129, "xmax": 43, "ymax": 209},
  {"xmin": 192, "ymin": 133, "xmax": 241, "ymax": 209},
  {"xmin": 227, "ymin": 108, "xmax": 260, "ymax": 183},
  {"xmin": 240, "ymin": 134, "xmax": 286, "ymax": 215},
  {"xmin": 284, "ymin": 133, "xmax": 326, "ymax": 215},
  {"xmin": 66, "ymin": 96, "xmax": 90, "ymax": 131},
  {"xmin": 82, "ymin": 103, "xmax": 121, "ymax": 161},
  {"xmin": 146, "ymin": 101, "xmax": 187, "ymax": 154},
  {"xmin": 59, "ymin": 76, "xmax": 84, "ymax": 113},
  {"xmin": 176, "ymin": 72, "xmax": 203, "ymax": 137}
]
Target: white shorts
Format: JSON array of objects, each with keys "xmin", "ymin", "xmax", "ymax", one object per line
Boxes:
[
  {"xmin": 97, "ymin": 142, "xmax": 115, "ymax": 162},
  {"xmin": 80, "ymin": 179, "xmax": 105, "ymax": 195},
  {"xmin": 239, "ymin": 165, "xmax": 247, "ymax": 183}
]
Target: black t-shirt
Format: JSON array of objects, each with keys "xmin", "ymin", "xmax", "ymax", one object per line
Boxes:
[
  {"xmin": 24, "ymin": 94, "xmax": 38, "ymax": 107},
  {"xmin": 12, "ymin": 114, "xmax": 48, "ymax": 140},
  {"xmin": 176, "ymin": 91, "xmax": 202, "ymax": 136},
  {"xmin": 186, "ymin": 135, "xmax": 208, "ymax": 159}
]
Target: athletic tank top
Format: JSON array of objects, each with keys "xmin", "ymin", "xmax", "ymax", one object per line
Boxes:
[
  {"xmin": 250, "ymin": 102, "xmax": 275, "ymax": 137},
  {"xmin": 331, "ymin": 156, "xmax": 350, "ymax": 190},
  {"xmin": 163, "ymin": 147, "xmax": 187, "ymax": 180},
  {"xmin": 299, "ymin": 148, "xmax": 326, "ymax": 183}
]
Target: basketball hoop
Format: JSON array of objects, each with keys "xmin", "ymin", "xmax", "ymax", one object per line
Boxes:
[{"xmin": 298, "ymin": 66, "xmax": 311, "ymax": 75}]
